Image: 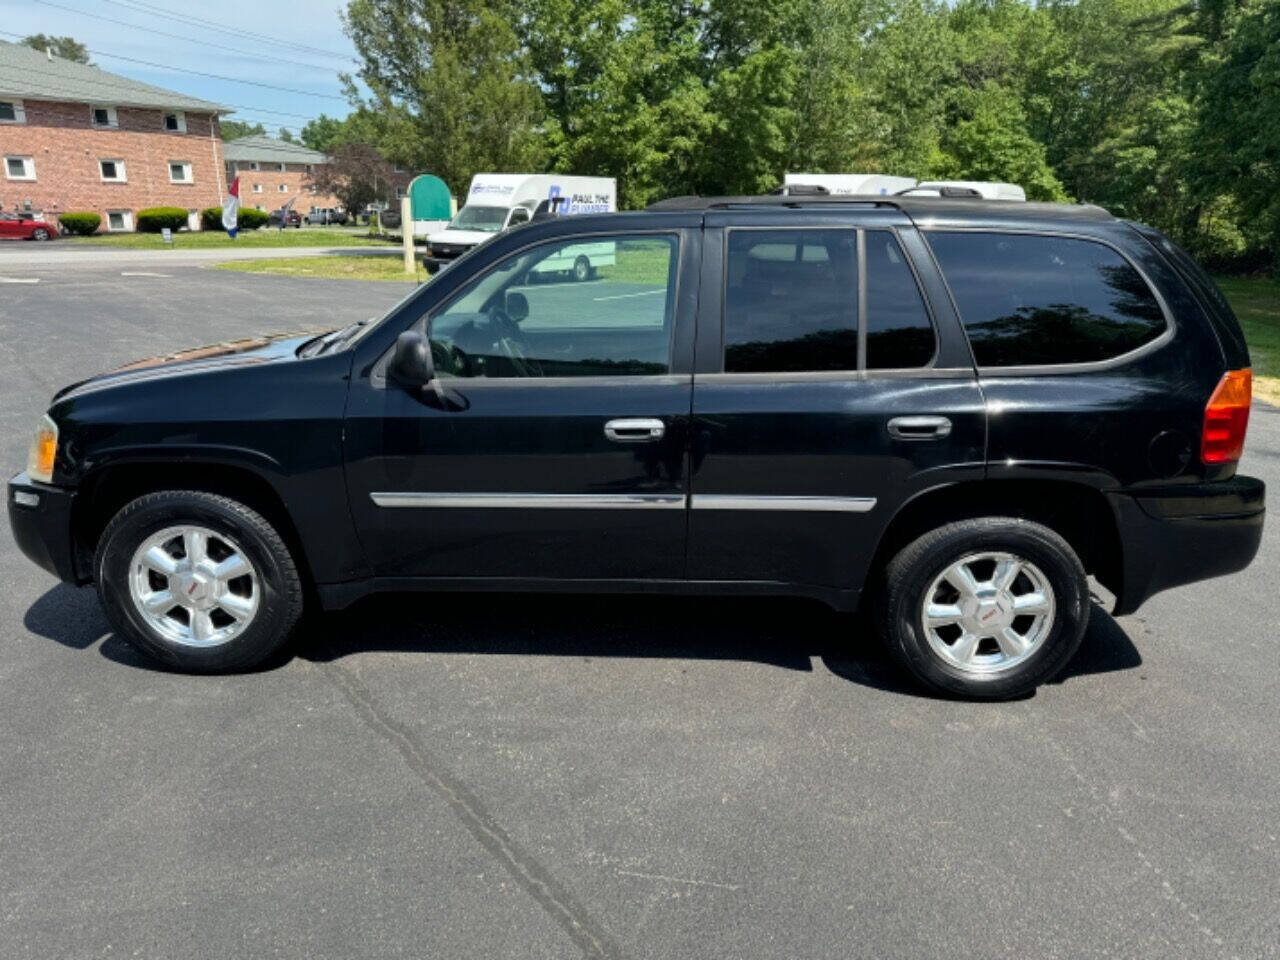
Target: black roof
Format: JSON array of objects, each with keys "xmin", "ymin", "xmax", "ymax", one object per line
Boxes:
[{"xmin": 647, "ymin": 194, "xmax": 1115, "ymax": 223}]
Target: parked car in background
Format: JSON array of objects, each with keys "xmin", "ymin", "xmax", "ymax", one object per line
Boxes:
[
  {"xmin": 0, "ymin": 211, "xmax": 55, "ymax": 240},
  {"xmin": 268, "ymin": 209, "xmax": 302, "ymax": 229},
  {"xmin": 7, "ymin": 194, "xmax": 1263, "ymax": 698},
  {"xmin": 305, "ymin": 207, "xmax": 347, "ymax": 226}
]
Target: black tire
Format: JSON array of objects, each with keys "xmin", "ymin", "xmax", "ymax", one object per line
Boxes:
[
  {"xmin": 875, "ymin": 517, "xmax": 1089, "ymax": 700},
  {"xmin": 572, "ymin": 255, "xmax": 592, "ymax": 282},
  {"xmin": 32, "ymin": 228, "xmax": 50, "ymax": 241},
  {"xmin": 94, "ymin": 490, "xmax": 304, "ymax": 673}
]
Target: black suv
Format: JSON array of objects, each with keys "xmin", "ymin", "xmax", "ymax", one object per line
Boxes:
[{"xmin": 8, "ymin": 196, "xmax": 1264, "ymax": 698}]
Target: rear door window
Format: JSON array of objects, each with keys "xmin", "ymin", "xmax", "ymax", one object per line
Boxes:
[
  {"xmin": 927, "ymin": 232, "xmax": 1167, "ymax": 366},
  {"xmin": 723, "ymin": 230, "xmax": 858, "ymax": 372},
  {"xmin": 865, "ymin": 230, "xmax": 936, "ymax": 368}
]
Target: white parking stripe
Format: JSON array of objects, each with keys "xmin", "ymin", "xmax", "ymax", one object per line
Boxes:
[
  {"xmin": 592, "ymin": 288, "xmax": 664, "ymax": 302},
  {"xmin": 0, "ymin": 277, "xmax": 39, "ymax": 284},
  {"xmin": 120, "ymin": 272, "xmax": 172, "ymax": 278}
]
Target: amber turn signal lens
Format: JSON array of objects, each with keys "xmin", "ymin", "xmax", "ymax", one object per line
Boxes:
[
  {"xmin": 1201, "ymin": 369, "xmax": 1251, "ymax": 464},
  {"xmin": 27, "ymin": 416, "xmax": 58, "ymax": 483}
]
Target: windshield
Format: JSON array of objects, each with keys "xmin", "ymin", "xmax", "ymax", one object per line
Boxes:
[{"xmin": 448, "ymin": 205, "xmax": 509, "ymax": 233}]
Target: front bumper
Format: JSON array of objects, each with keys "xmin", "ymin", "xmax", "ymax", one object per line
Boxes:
[
  {"xmin": 8, "ymin": 472, "xmax": 81, "ymax": 583},
  {"xmin": 1110, "ymin": 474, "xmax": 1265, "ymax": 615}
]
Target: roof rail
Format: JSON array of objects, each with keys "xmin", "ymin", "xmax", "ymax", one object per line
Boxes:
[
  {"xmin": 646, "ymin": 194, "xmax": 902, "ymax": 212},
  {"xmin": 645, "ymin": 193, "xmax": 1115, "ymax": 221}
]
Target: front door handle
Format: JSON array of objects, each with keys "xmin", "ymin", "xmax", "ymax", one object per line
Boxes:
[
  {"xmin": 604, "ymin": 418, "xmax": 666, "ymax": 442},
  {"xmin": 887, "ymin": 416, "xmax": 952, "ymax": 440}
]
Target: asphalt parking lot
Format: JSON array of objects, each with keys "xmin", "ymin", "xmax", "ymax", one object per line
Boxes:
[{"xmin": 1, "ymin": 263, "xmax": 1277, "ymax": 959}]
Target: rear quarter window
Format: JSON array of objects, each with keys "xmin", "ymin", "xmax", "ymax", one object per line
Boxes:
[{"xmin": 927, "ymin": 232, "xmax": 1167, "ymax": 367}]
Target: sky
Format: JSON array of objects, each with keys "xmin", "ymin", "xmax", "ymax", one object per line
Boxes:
[{"xmin": 2, "ymin": 0, "xmax": 362, "ymax": 136}]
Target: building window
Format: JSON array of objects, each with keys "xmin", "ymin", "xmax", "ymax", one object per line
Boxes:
[
  {"xmin": 4, "ymin": 156, "xmax": 35, "ymax": 181},
  {"xmin": 278, "ymin": 184, "xmax": 288, "ymax": 193},
  {"xmin": 0, "ymin": 99, "xmax": 25, "ymax": 124},
  {"xmin": 106, "ymin": 210, "xmax": 133, "ymax": 232},
  {"xmin": 249, "ymin": 161, "xmax": 260, "ymax": 171},
  {"xmin": 307, "ymin": 185, "xmax": 317, "ymax": 194},
  {"xmin": 99, "ymin": 159, "xmax": 127, "ymax": 182},
  {"xmin": 254, "ymin": 204, "xmax": 264, "ymax": 211},
  {"xmin": 163, "ymin": 111, "xmax": 186, "ymax": 133},
  {"xmin": 275, "ymin": 162, "xmax": 286, "ymax": 172},
  {"xmin": 252, "ymin": 182, "xmax": 262, "ymax": 193},
  {"xmin": 395, "ymin": 186, "xmax": 406, "ymax": 199},
  {"xmin": 168, "ymin": 161, "xmax": 193, "ymax": 184},
  {"xmin": 90, "ymin": 106, "xmax": 119, "ymax": 128}
]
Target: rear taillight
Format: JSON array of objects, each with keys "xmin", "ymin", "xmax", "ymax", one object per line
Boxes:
[{"xmin": 1201, "ymin": 368, "xmax": 1252, "ymax": 464}]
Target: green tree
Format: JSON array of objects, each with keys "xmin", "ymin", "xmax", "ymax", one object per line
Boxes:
[
  {"xmin": 21, "ymin": 34, "xmax": 90, "ymax": 64},
  {"xmin": 301, "ymin": 115, "xmax": 346, "ymax": 152},
  {"xmin": 219, "ymin": 120, "xmax": 267, "ymax": 141}
]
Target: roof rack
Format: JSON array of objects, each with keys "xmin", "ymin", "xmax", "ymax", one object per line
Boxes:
[{"xmin": 645, "ymin": 193, "xmax": 1114, "ymax": 220}]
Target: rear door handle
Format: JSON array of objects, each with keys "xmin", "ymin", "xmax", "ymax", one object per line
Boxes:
[
  {"xmin": 604, "ymin": 418, "xmax": 666, "ymax": 442},
  {"xmin": 887, "ymin": 416, "xmax": 952, "ymax": 440}
]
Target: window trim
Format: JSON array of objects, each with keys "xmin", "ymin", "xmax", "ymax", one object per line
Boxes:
[
  {"xmin": 167, "ymin": 160, "xmax": 193, "ymax": 184},
  {"xmin": 374, "ymin": 228, "xmax": 687, "ymax": 387},
  {"xmin": 0, "ymin": 98, "xmax": 25, "ymax": 124},
  {"xmin": 98, "ymin": 158, "xmax": 127, "ymax": 183},
  {"xmin": 90, "ymin": 105, "xmax": 118, "ymax": 128},
  {"xmin": 105, "ymin": 210, "xmax": 133, "ymax": 232},
  {"xmin": 252, "ymin": 182, "xmax": 263, "ymax": 193},
  {"xmin": 920, "ymin": 226, "xmax": 1177, "ymax": 377},
  {"xmin": 717, "ymin": 224, "xmax": 942, "ymax": 378},
  {"xmin": 162, "ymin": 110, "xmax": 186, "ymax": 133},
  {"xmin": 4, "ymin": 155, "xmax": 35, "ymax": 181}
]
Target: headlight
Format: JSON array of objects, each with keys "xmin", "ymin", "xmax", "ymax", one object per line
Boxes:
[{"xmin": 26, "ymin": 414, "xmax": 58, "ymax": 483}]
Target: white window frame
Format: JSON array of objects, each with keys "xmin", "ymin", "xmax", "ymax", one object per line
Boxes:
[
  {"xmin": 168, "ymin": 160, "xmax": 193, "ymax": 184},
  {"xmin": 162, "ymin": 111, "xmax": 186, "ymax": 133},
  {"xmin": 90, "ymin": 106, "xmax": 119, "ymax": 128},
  {"xmin": 105, "ymin": 210, "xmax": 133, "ymax": 232},
  {"xmin": 99, "ymin": 158, "xmax": 127, "ymax": 183},
  {"xmin": 4, "ymin": 155, "xmax": 35, "ymax": 181},
  {"xmin": 275, "ymin": 162, "xmax": 286, "ymax": 172},
  {"xmin": 0, "ymin": 99, "xmax": 25, "ymax": 124},
  {"xmin": 252, "ymin": 182, "xmax": 263, "ymax": 193},
  {"xmin": 249, "ymin": 161, "xmax": 260, "ymax": 171},
  {"xmin": 278, "ymin": 184, "xmax": 288, "ymax": 193}
]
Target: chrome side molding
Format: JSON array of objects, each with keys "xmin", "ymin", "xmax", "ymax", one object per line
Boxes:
[{"xmin": 371, "ymin": 492, "xmax": 876, "ymax": 512}]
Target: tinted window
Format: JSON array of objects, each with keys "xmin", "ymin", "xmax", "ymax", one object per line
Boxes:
[
  {"xmin": 429, "ymin": 235, "xmax": 677, "ymax": 378},
  {"xmin": 0, "ymin": 102, "xmax": 15, "ymax": 122},
  {"xmin": 865, "ymin": 230, "xmax": 935, "ymax": 368},
  {"xmin": 724, "ymin": 230, "xmax": 857, "ymax": 372},
  {"xmin": 928, "ymin": 232, "xmax": 1167, "ymax": 366}
]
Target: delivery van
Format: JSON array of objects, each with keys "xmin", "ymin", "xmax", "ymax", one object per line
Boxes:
[
  {"xmin": 424, "ymin": 174, "xmax": 617, "ymax": 273},
  {"xmin": 780, "ymin": 173, "xmax": 918, "ymax": 196}
]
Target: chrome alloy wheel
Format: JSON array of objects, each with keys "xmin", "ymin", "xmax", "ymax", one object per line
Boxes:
[
  {"xmin": 128, "ymin": 525, "xmax": 260, "ymax": 647},
  {"xmin": 921, "ymin": 551, "xmax": 1055, "ymax": 675}
]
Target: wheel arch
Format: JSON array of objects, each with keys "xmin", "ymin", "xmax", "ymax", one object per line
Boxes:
[
  {"xmin": 71, "ymin": 459, "xmax": 313, "ymax": 589},
  {"xmin": 866, "ymin": 479, "xmax": 1123, "ymax": 603}
]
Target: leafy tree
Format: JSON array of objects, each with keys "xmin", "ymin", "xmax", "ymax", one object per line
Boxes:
[
  {"xmin": 301, "ymin": 115, "xmax": 345, "ymax": 152},
  {"xmin": 278, "ymin": 128, "xmax": 297, "ymax": 143},
  {"xmin": 21, "ymin": 34, "xmax": 90, "ymax": 64},
  {"xmin": 305, "ymin": 142, "xmax": 397, "ymax": 216},
  {"xmin": 219, "ymin": 120, "xmax": 267, "ymax": 141}
]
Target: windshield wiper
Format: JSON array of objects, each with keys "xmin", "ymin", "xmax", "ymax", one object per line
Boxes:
[{"xmin": 314, "ymin": 318, "xmax": 373, "ymax": 355}]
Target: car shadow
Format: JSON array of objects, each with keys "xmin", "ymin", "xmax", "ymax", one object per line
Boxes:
[{"xmin": 24, "ymin": 584, "xmax": 1141, "ymax": 696}]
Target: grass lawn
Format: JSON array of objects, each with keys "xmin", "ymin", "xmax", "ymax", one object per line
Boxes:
[
  {"xmin": 64, "ymin": 226, "xmax": 398, "ymax": 249},
  {"xmin": 1215, "ymin": 276, "xmax": 1280, "ymax": 406},
  {"xmin": 213, "ymin": 254, "xmax": 428, "ymax": 282}
]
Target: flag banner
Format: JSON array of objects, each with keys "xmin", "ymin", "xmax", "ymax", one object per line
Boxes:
[{"xmin": 222, "ymin": 176, "xmax": 240, "ymax": 238}]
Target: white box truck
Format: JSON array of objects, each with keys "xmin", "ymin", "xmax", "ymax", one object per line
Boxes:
[
  {"xmin": 424, "ymin": 173, "xmax": 617, "ymax": 274},
  {"xmin": 899, "ymin": 180, "xmax": 1027, "ymax": 200},
  {"xmin": 780, "ymin": 172, "xmax": 918, "ymax": 196}
]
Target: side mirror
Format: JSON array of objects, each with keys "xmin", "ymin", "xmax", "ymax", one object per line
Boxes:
[
  {"xmin": 389, "ymin": 330, "xmax": 434, "ymax": 388},
  {"xmin": 505, "ymin": 291, "xmax": 529, "ymax": 323}
]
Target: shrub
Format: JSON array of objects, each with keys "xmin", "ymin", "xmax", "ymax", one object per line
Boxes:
[
  {"xmin": 135, "ymin": 207, "xmax": 189, "ymax": 233},
  {"xmin": 201, "ymin": 206, "xmax": 267, "ymax": 231},
  {"xmin": 58, "ymin": 212, "xmax": 101, "ymax": 236}
]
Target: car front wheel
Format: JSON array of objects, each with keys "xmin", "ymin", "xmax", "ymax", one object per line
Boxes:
[
  {"xmin": 94, "ymin": 490, "xmax": 304, "ymax": 672},
  {"xmin": 876, "ymin": 517, "xmax": 1089, "ymax": 699},
  {"xmin": 31, "ymin": 228, "xmax": 50, "ymax": 241}
]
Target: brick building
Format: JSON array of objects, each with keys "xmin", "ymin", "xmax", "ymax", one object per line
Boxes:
[
  {"xmin": 221, "ymin": 135, "xmax": 342, "ymax": 218},
  {"xmin": 0, "ymin": 41, "xmax": 231, "ymax": 232}
]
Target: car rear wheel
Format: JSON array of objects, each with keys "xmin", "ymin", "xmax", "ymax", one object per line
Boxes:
[
  {"xmin": 95, "ymin": 490, "xmax": 304, "ymax": 672},
  {"xmin": 876, "ymin": 517, "xmax": 1089, "ymax": 699},
  {"xmin": 31, "ymin": 228, "xmax": 50, "ymax": 241},
  {"xmin": 572, "ymin": 255, "xmax": 592, "ymax": 282}
]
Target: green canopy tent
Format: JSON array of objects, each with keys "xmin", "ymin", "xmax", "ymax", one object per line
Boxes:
[{"xmin": 408, "ymin": 174, "xmax": 454, "ymax": 236}]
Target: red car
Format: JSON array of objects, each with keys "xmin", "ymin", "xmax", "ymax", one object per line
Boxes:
[{"xmin": 0, "ymin": 212, "xmax": 56, "ymax": 241}]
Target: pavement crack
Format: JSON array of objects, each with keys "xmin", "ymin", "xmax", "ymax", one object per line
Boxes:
[{"xmin": 319, "ymin": 659, "xmax": 624, "ymax": 960}]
